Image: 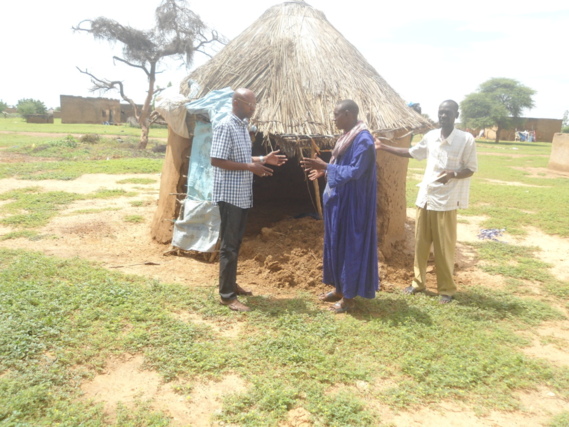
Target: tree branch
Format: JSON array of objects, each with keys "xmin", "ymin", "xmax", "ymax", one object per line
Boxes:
[
  {"xmin": 112, "ymin": 56, "xmax": 150, "ymax": 76},
  {"xmin": 76, "ymin": 67, "xmax": 140, "ymax": 121}
]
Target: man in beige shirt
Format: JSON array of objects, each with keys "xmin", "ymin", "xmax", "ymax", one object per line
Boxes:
[{"xmin": 376, "ymin": 100, "xmax": 478, "ymax": 303}]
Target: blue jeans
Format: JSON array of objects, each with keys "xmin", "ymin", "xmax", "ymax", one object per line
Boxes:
[{"xmin": 218, "ymin": 201, "xmax": 249, "ymax": 301}]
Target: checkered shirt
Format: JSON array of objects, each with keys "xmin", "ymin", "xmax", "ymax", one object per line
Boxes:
[
  {"xmin": 210, "ymin": 113, "xmax": 253, "ymax": 209},
  {"xmin": 409, "ymin": 128, "xmax": 478, "ymax": 211}
]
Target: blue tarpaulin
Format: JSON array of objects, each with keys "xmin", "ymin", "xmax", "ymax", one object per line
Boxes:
[{"xmin": 171, "ymin": 88, "xmax": 234, "ymax": 252}]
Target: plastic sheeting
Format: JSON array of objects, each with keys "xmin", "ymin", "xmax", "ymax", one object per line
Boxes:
[
  {"xmin": 154, "ymin": 86, "xmax": 190, "ymax": 138},
  {"xmin": 185, "ymin": 87, "xmax": 234, "ymax": 129},
  {"xmin": 171, "ymin": 88, "xmax": 234, "ymax": 252},
  {"xmin": 171, "ymin": 199, "xmax": 221, "ymax": 252}
]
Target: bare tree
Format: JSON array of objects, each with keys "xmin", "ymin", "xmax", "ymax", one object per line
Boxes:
[{"xmin": 74, "ymin": 0, "xmax": 224, "ymax": 149}]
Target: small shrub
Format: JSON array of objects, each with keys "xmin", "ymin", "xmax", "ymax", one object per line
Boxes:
[
  {"xmin": 152, "ymin": 144, "xmax": 167, "ymax": 153},
  {"xmin": 80, "ymin": 133, "xmax": 100, "ymax": 144}
]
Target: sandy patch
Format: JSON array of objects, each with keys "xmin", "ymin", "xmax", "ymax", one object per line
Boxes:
[
  {"xmin": 514, "ymin": 227, "xmax": 569, "ymax": 281},
  {"xmin": 519, "ymin": 320, "xmax": 569, "ymax": 367},
  {"xmin": 81, "ymin": 354, "xmax": 247, "ymax": 426},
  {"xmin": 173, "ymin": 311, "xmax": 245, "ymax": 339},
  {"xmin": 513, "ymin": 167, "xmax": 569, "ymax": 179},
  {"xmin": 0, "ymin": 174, "xmax": 159, "ymax": 194},
  {"xmin": 483, "ymin": 178, "xmax": 549, "ymax": 188}
]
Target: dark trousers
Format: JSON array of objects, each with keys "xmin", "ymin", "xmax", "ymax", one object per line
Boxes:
[{"xmin": 218, "ymin": 201, "xmax": 249, "ymax": 301}]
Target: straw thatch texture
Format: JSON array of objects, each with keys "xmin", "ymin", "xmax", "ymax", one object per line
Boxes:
[{"xmin": 181, "ymin": 0, "xmax": 431, "ymax": 148}]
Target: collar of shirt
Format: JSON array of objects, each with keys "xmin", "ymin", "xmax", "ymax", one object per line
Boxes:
[
  {"xmin": 230, "ymin": 113, "xmax": 249, "ymax": 128},
  {"xmin": 438, "ymin": 128, "xmax": 456, "ymax": 146}
]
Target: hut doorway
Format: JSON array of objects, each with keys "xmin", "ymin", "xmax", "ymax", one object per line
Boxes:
[{"xmin": 247, "ymin": 135, "xmax": 328, "ymax": 237}]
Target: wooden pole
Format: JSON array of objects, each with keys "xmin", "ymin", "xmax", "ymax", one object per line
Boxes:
[{"xmin": 310, "ymin": 140, "xmax": 323, "ymax": 219}]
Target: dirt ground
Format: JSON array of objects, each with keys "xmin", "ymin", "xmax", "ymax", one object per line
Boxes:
[{"xmin": 1, "ymin": 167, "xmax": 568, "ymax": 426}]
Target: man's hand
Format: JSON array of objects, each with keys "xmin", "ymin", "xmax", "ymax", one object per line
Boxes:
[
  {"xmin": 435, "ymin": 170, "xmax": 456, "ymax": 184},
  {"xmin": 264, "ymin": 150, "xmax": 288, "ymax": 166},
  {"xmin": 307, "ymin": 169, "xmax": 325, "ymax": 181},
  {"xmin": 249, "ymin": 162, "xmax": 274, "ymax": 177},
  {"xmin": 300, "ymin": 154, "xmax": 328, "ymax": 172},
  {"xmin": 374, "ymin": 137, "xmax": 383, "ymax": 151}
]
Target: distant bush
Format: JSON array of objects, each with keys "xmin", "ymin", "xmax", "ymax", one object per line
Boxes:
[
  {"xmin": 16, "ymin": 98, "xmax": 47, "ymax": 116},
  {"xmin": 80, "ymin": 133, "xmax": 100, "ymax": 144}
]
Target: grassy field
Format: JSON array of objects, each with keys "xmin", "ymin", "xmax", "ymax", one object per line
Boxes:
[
  {"xmin": 407, "ymin": 140, "xmax": 569, "ymax": 236},
  {"xmin": 1, "ymin": 127, "xmax": 568, "ymax": 426},
  {"xmin": 0, "ymin": 117, "xmax": 168, "ymax": 139}
]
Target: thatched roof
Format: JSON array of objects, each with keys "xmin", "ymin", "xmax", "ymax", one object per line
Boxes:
[{"xmin": 181, "ymin": 0, "xmax": 431, "ymax": 148}]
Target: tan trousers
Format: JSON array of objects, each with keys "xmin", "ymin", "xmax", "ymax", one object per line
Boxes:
[{"xmin": 412, "ymin": 207, "xmax": 457, "ymax": 296}]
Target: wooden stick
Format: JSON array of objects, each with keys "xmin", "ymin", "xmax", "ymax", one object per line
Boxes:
[{"xmin": 310, "ymin": 141, "xmax": 323, "ymax": 219}]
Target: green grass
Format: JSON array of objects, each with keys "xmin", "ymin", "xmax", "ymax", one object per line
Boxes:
[
  {"xmin": 124, "ymin": 215, "xmax": 144, "ymax": 223},
  {"xmin": 0, "ymin": 158, "xmax": 163, "ymax": 180},
  {"xmin": 1, "ymin": 133, "xmax": 165, "ymax": 162},
  {"xmin": 407, "ymin": 140, "xmax": 569, "ymax": 236},
  {"xmin": 472, "ymin": 241, "xmax": 569, "ymax": 301},
  {"xmin": 0, "ymin": 187, "xmax": 135, "ymax": 229},
  {"xmin": 0, "ymin": 117, "xmax": 168, "ymax": 139},
  {"xmin": 0, "ymin": 250, "xmax": 207, "ymax": 425},
  {"xmin": 0, "ymin": 230, "xmax": 44, "ymax": 241},
  {"xmin": 129, "ymin": 200, "xmax": 153, "ymax": 207},
  {"xmin": 1, "ymin": 250, "xmax": 568, "ymax": 426},
  {"xmin": 117, "ymin": 177, "xmax": 157, "ymax": 185},
  {"xmin": 548, "ymin": 411, "xmax": 569, "ymax": 427},
  {"xmin": 1, "ymin": 128, "xmax": 569, "ymax": 425}
]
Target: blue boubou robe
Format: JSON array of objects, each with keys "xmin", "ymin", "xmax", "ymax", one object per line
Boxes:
[{"xmin": 322, "ymin": 130, "xmax": 379, "ymax": 299}]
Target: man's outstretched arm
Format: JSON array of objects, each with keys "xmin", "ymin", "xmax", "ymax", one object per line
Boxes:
[{"xmin": 374, "ymin": 138, "xmax": 412, "ymax": 158}]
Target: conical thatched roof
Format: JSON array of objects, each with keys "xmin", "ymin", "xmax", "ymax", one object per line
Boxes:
[{"xmin": 181, "ymin": 0, "xmax": 430, "ymax": 147}]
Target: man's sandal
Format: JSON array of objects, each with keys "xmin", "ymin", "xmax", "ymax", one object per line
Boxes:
[
  {"xmin": 319, "ymin": 291, "xmax": 342, "ymax": 302},
  {"xmin": 403, "ymin": 286, "xmax": 424, "ymax": 295},
  {"xmin": 329, "ymin": 301, "xmax": 354, "ymax": 314}
]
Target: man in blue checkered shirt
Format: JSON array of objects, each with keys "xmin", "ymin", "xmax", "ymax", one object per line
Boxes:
[{"xmin": 211, "ymin": 88, "xmax": 287, "ymax": 312}]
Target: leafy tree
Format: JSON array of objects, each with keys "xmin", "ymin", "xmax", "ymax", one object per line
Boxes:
[
  {"xmin": 16, "ymin": 98, "xmax": 47, "ymax": 117},
  {"xmin": 562, "ymin": 110, "xmax": 569, "ymax": 133},
  {"xmin": 74, "ymin": 0, "xmax": 223, "ymax": 149},
  {"xmin": 0, "ymin": 100, "xmax": 8, "ymax": 113},
  {"xmin": 460, "ymin": 78, "xmax": 535, "ymax": 143}
]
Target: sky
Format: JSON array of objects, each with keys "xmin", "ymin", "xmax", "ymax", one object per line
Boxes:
[{"xmin": 1, "ymin": 0, "xmax": 567, "ymax": 121}]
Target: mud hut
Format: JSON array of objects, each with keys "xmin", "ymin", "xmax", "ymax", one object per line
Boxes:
[{"xmin": 151, "ymin": 0, "xmax": 431, "ymax": 259}]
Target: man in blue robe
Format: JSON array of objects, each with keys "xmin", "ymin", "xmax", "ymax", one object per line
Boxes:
[{"xmin": 301, "ymin": 99, "xmax": 379, "ymax": 313}]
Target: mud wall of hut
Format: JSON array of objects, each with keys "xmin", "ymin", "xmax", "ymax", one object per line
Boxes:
[
  {"xmin": 151, "ymin": 119, "xmax": 194, "ymax": 243},
  {"xmin": 26, "ymin": 114, "xmax": 54, "ymax": 124},
  {"xmin": 375, "ymin": 131, "xmax": 411, "ymax": 259},
  {"xmin": 151, "ymin": 121, "xmax": 412, "ymax": 261},
  {"xmin": 548, "ymin": 133, "xmax": 569, "ymax": 173}
]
